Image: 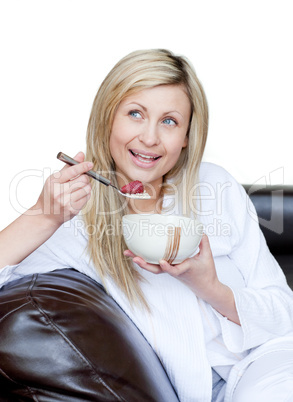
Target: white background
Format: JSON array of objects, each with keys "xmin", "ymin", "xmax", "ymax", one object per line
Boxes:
[{"xmin": 1, "ymin": 0, "xmax": 292, "ymax": 230}]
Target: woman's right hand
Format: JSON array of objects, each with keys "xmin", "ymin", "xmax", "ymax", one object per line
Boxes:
[
  {"xmin": 33, "ymin": 152, "xmax": 93, "ymax": 227},
  {"xmin": 0, "ymin": 152, "xmax": 94, "ymax": 269}
]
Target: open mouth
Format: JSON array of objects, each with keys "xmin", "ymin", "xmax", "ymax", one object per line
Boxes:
[{"xmin": 129, "ymin": 150, "xmax": 161, "ymax": 164}]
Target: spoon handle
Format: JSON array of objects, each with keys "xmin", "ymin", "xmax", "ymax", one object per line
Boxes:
[{"xmin": 57, "ymin": 152, "xmax": 111, "ymax": 186}]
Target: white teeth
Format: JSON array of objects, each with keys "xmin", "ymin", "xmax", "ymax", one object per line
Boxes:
[
  {"xmin": 137, "ymin": 156, "xmax": 153, "ymax": 163},
  {"xmin": 134, "ymin": 152, "xmax": 157, "ymax": 159}
]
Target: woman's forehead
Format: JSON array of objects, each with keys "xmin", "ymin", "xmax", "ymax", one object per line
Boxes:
[{"xmin": 120, "ymin": 85, "xmax": 191, "ymax": 114}]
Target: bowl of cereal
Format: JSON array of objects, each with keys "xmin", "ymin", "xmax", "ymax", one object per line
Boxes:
[{"xmin": 122, "ymin": 214, "xmax": 203, "ymax": 265}]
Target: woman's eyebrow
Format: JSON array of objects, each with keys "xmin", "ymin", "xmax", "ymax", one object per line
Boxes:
[
  {"xmin": 126, "ymin": 102, "xmax": 147, "ymax": 112},
  {"xmin": 126, "ymin": 102, "xmax": 184, "ymax": 118}
]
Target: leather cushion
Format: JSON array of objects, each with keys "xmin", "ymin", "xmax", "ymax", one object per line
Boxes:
[{"xmin": 0, "ymin": 269, "xmax": 179, "ymax": 401}]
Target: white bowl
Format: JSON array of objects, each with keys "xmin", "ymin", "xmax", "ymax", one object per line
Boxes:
[{"xmin": 122, "ymin": 214, "xmax": 203, "ymax": 265}]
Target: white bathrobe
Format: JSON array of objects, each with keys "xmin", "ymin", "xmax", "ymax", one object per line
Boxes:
[{"xmin": 1, "ymin": 162, "xmax": 293, "ymax": 401}]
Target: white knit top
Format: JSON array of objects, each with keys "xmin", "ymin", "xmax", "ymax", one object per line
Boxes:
[{"xmin": 1, "ymin": 162, "xmax": 293, "ymax": 401}]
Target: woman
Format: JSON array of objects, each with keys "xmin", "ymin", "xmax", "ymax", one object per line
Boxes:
[{"xmin": 1, "ymin": 49, "xmax": 293, "ymax": 401}]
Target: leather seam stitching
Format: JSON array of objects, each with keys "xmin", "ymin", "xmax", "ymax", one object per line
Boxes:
[{"xmin": 0, "ymin": 301, "xmax": 31, "ymax": 323}]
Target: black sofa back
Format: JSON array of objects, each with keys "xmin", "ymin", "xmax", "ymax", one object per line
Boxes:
[{"xmin": 243, "ymin": 184, "xmax": 293, "ymax": 288}]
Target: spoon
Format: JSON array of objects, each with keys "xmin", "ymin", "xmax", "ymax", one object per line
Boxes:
[{"xmin": 57, "ymin": 152, "xmax": 151, "ymax": 199}]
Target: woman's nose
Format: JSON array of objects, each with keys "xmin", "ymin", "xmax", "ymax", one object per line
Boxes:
[{"xmin": 138, "ymin": 123, "xmax": 160, "ymax": 147}]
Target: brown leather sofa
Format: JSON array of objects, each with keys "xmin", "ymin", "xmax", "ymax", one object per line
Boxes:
[
  {"xmin": 0, "ymin": 269, "xmax": 179, "ymax": 401},
  {"xmin": 0, "ymin": 185, "xmax": 292, "ymax": 401}
]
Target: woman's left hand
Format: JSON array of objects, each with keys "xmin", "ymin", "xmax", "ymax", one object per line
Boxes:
[
  {"xmin": 124, "ymin": 234, "xmax": 218, "ymax": 298},
  {"xmin": 124, "ymin": 234, "xmax": 240, "ymax": 324}
]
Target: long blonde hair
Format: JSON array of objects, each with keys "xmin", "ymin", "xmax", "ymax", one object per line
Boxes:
[{"xmin": 83, "ymin": 49, "xmax": 208, "ymax": 308}]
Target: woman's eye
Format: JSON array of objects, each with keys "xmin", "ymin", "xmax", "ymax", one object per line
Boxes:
[
  {"xmin": 163, "ymin": 118, "xmax": 177, "ymax": 126},
  {"xmin": 129, "ymin": 110, "xmax": 142, "ymax": 119}
]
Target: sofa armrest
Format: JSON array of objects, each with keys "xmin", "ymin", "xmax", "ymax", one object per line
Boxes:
[{"xmin": 0, "ymin": 269, "xmax": 179, "ymax": 402}]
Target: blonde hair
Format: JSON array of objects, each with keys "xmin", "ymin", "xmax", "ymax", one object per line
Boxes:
[{"xmin": 83, "ymin": 49, "xmax": 208, "ymax": 308}]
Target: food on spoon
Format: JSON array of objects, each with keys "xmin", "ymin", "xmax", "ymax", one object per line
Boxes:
[{"xmin": 120, "ymin": 180, "xmax": 144, "ymax": 194}]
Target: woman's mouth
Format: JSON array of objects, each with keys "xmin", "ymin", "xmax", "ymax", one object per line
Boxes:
[{"xmin": 129, "ymin": 149, "xmax": 162, "ymax": 167}]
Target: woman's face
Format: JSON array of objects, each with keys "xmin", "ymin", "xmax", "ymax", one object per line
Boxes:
[{"xmin": 109, "ymin": 84, "xmax": 191, "ymax": 192}]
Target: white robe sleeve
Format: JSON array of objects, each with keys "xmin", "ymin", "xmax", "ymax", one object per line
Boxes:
[
  {"xmin": 0, "ymin": 216, "xmax": 94, "ymax": 289},
  {"xmin": 211, "ymin": 170, "xmax": 293, "ymax": 353}
]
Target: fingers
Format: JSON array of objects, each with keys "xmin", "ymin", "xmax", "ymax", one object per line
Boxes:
[
  {"xmin": 123, "ymin": 235, "xmax": 213, "ymax": 279},
  {"xmin": 68, "ymin": 182, "xmax": 92, "ymax": 203},
  {"xmin": 41, "ymin": 152, "xmax": 93, "ymax": 219},
  {"xmin": 72, "ymin": 151, "xmax": 85, "ymax": 163},
  {"xmin": 68, "ymin": 186, "xmax": 92, "ymax": 212},
  {"xmin": 158, "ymin": 259, "xmax": 186, "ymax": 276},
  {"xmin": 59, "ymin": 162, "xmax": 93, "ymax": 184},
  {"xmin": 51, "ymin": 176, "xmax": 92, "ymax": 214},
  {"xmin": 123, "ymin": 250, "xmax": 162, "ymax": 274},
  {"xmin": 64, "ymin": 174, "xmax": 91, "ymax": 195},
  {"xmin": 58, "ymin": 152, "xmax": 93, "ymax": 184},
  {"xmin": 156, "ymin": 234, "xmax": 212, "ymax": 276},
  {"xmin": 123, "ymin": 250, "xmax": 136, "ymax": 258},
  {"xmin": 197, "ymin": 233, "xmax": 212, "ymax": 258}
]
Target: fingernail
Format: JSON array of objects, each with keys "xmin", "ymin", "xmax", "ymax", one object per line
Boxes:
[{"xmin": 87, "ymin": 162, "xmax": 93, "ymax": 169}]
